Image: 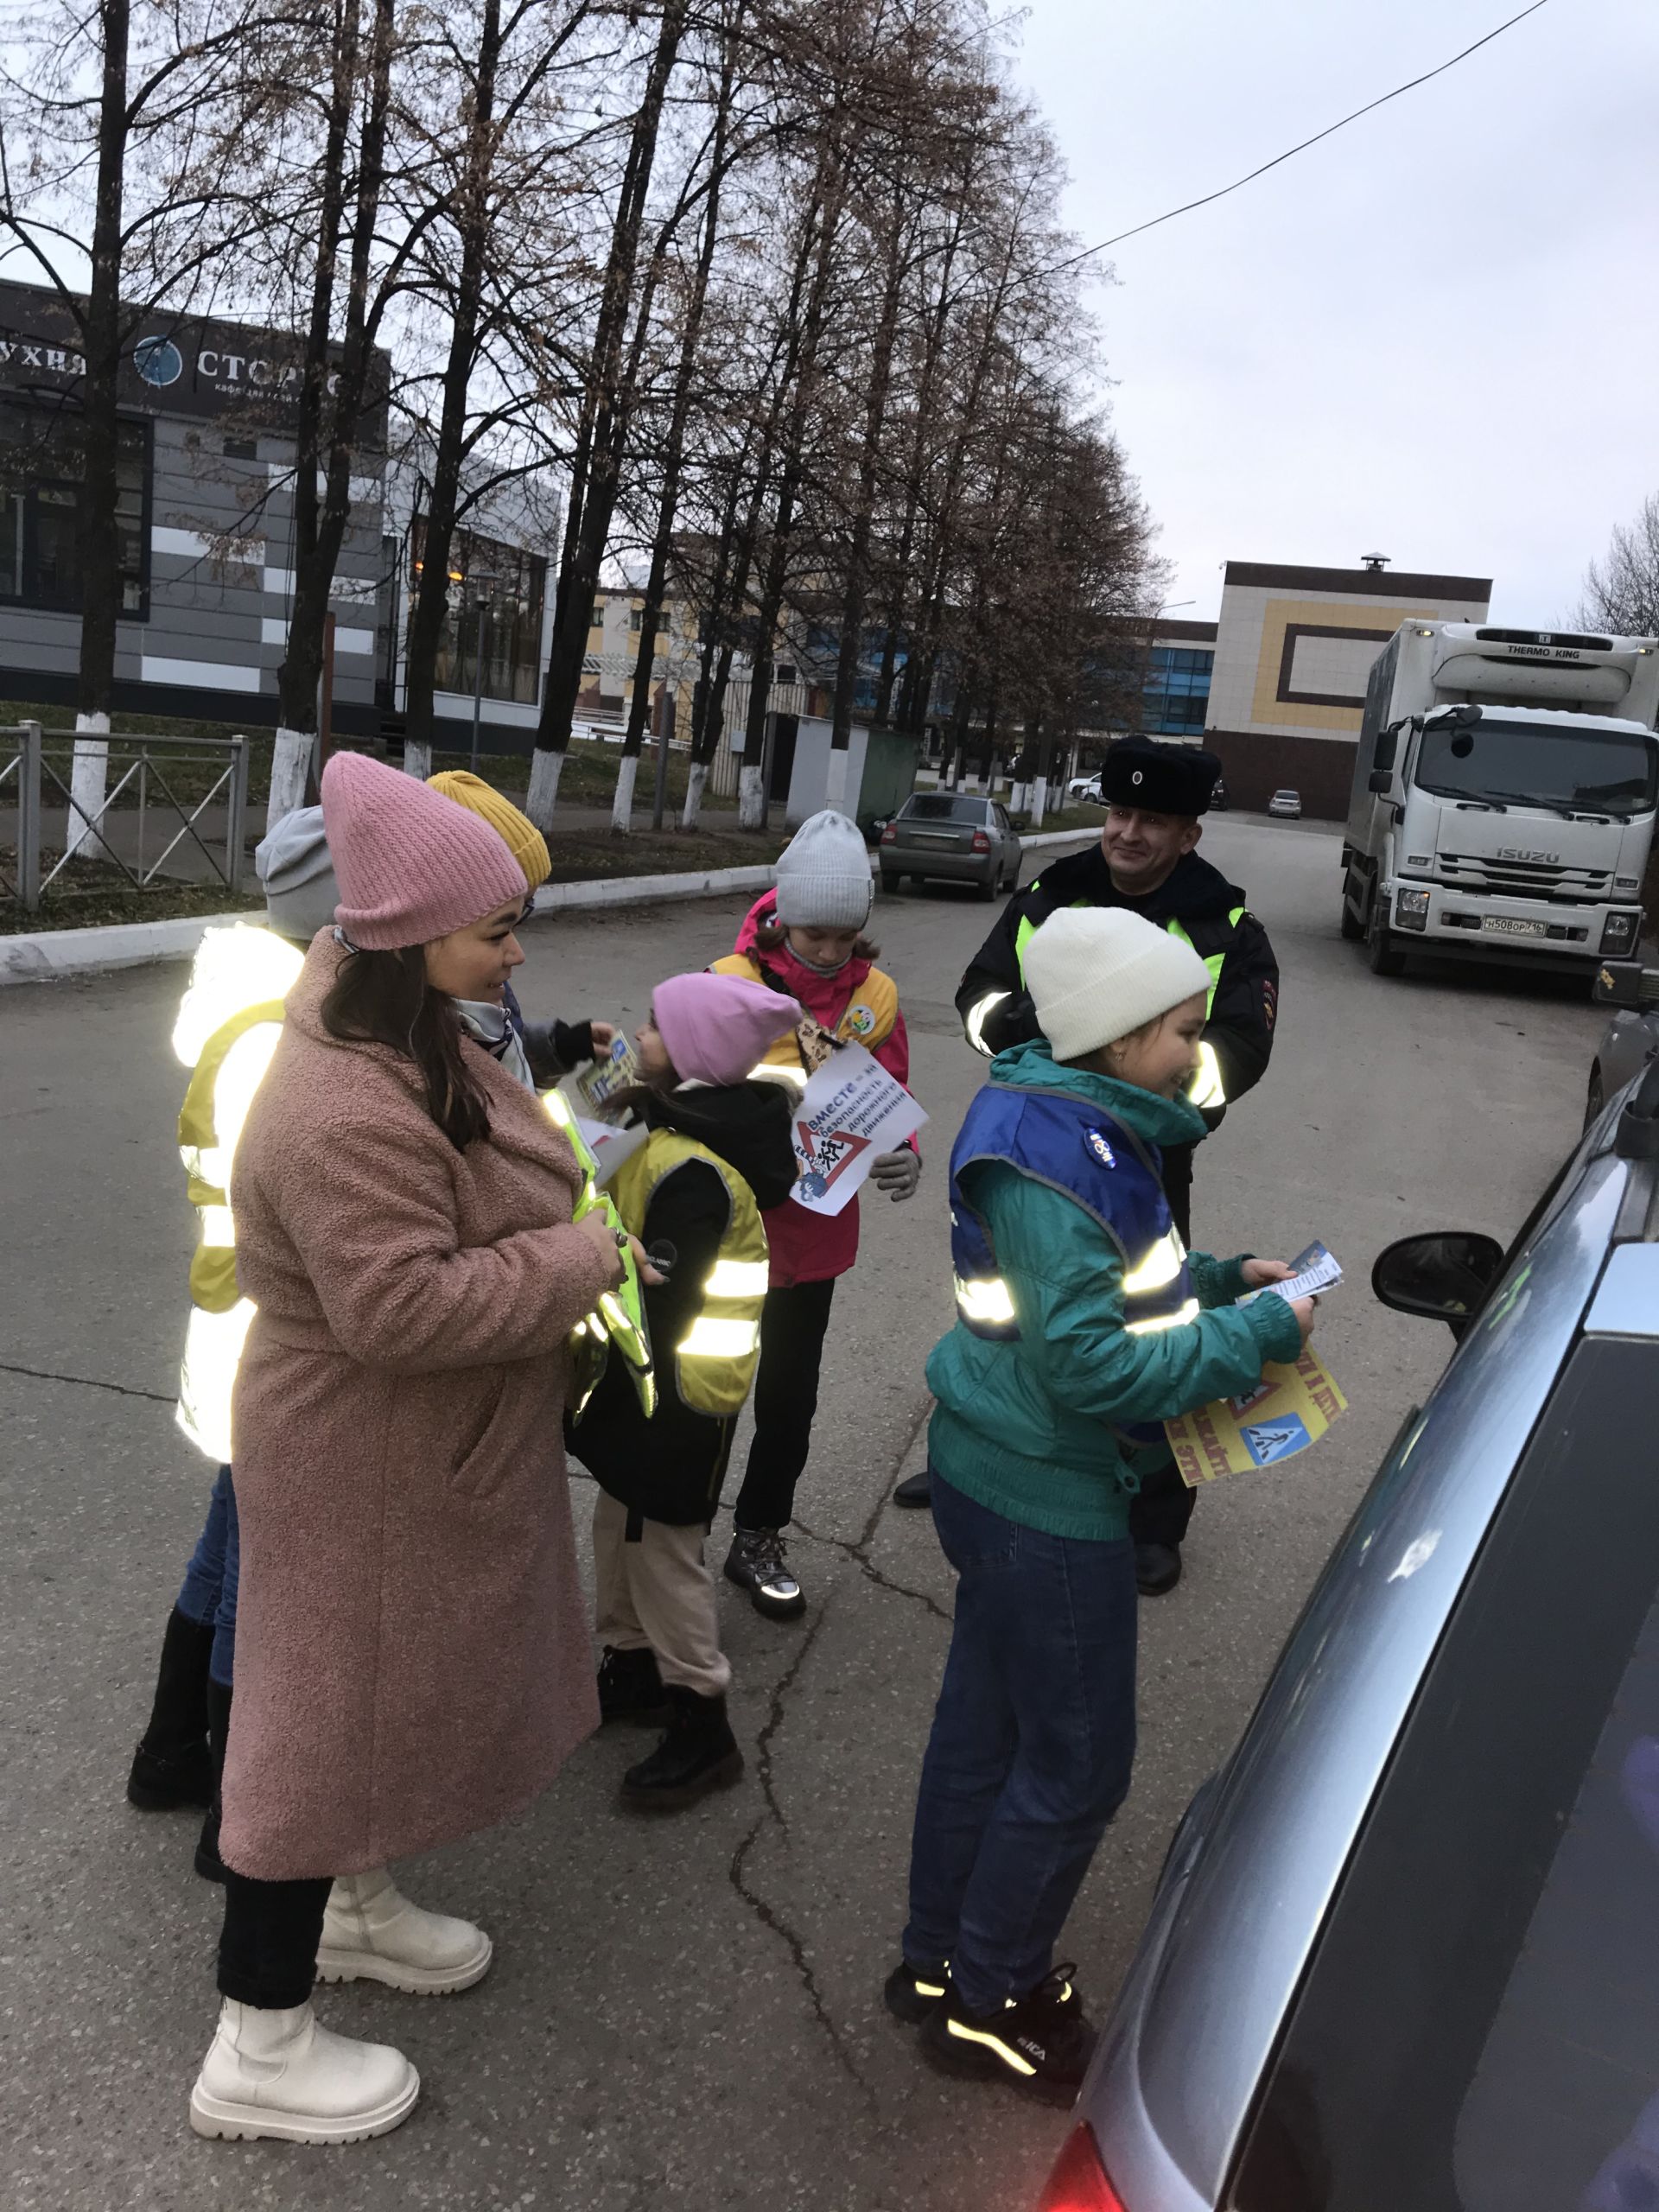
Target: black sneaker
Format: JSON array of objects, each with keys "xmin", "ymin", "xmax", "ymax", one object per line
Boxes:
[
  {"xmin": 1135, "ymin": 1541, "xmax": 1183, "ymax": 1597},
  {"xmin": 920, "ymin": 1965, "xmax": 1095, "ymax": 2101},
  {"xmin": 597, "ymin": 1644, "xmax": 672, "ymax": 1726},
  {"xmin": 883, "ymin": 1956, "xmax": 950, "ymax": 2024},
  {"xmin": 620, "ymin": 1688, "xmax": 744, "ymax": 1810},
  {"xmin": 892, "ymin": 1470, "xmax": 933, "ymax": 1510},
  {"xmin": 723, "ymin": 1528, "xmax": 805, "ymax": 1619}
]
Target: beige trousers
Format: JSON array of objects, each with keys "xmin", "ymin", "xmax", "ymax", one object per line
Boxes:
[{"xmin": 592, "ymin": 1489, "xmax": 731, "ymax": 1698}]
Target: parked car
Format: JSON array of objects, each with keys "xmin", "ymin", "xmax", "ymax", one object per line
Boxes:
[
  {"xmin": 1586, "ymin": 958, "xmax": 1659, "ymax": 1125},
  {"xmin": 1266, "ymin": 787, "xmax": 1301, "ymax": 818},
  {"xmin": 879, "ymin": 792, "xmax": 1022, "ymax": 900},
  {"xmin": 1210, "ymin": 775, "xmax": 1228, "ymax": 812},
  {"xmin": 1037, "ymin": 1055, "xmax": 1659, "ymax": 2212},
  {"xmin": 1067, "ymin": 774, "xmax": 1105, "ymax": 804}
]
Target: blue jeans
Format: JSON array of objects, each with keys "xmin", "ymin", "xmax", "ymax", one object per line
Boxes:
[
  {"xmin": 175, "ymin": 1464, "xmax": 239, "ymax": 1688},
  {"xmin": 902, "ymin": 1471, "xmax": 1138, "ymax": 2015}
]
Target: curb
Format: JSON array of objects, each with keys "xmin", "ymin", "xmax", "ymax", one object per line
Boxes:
[{"xmin": 0, "ymin": 828, "xmax": 1096, "ymax": 988}]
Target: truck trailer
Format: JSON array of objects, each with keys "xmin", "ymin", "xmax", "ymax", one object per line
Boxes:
[{"xmin": 1340, "ymin": 622, "xmax": 1659, "ymax": 976}]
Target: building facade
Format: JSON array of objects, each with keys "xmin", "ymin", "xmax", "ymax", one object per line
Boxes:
[
  {"xmin": 1204, "ymin": 559, "xmax": 1491, "ymax": 817},
  {"xmin": 0, "ymin": 280, "xmax": 393, "ymax": 733}
]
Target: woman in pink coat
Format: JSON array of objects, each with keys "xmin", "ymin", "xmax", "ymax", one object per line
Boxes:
[{"xmin": 189, "ymin": 754, "xmax": 630, "ymax": 2148}]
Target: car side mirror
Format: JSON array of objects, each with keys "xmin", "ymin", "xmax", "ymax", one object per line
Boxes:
[
  {"xmin": 1595, "ymin": 960, "xmax": 1659, "ymax": 1009},
  {"xmin": 1372, "ymin": 1231, "xmax": 1505, "ymax": 1338},
  {"xmin": 1368, "ymin": 769, "xmax": 1393, "ymax": 795}
]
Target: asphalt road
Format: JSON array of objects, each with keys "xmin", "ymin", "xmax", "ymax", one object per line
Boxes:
[{"xmin": 0, "ymin": 817, "xmax": 1610, "ymax": 2210}]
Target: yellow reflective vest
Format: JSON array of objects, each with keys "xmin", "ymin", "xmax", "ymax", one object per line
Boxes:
[
  {"xmin": 171, "ymin": 923, "xmax": 305, "ymax": 1464},
  {"xmin": 607, "ymin": 1128, "xmax": 771, "ymax": 1418},
  {"xmin": 542, "ymin": 1086, "xmax": 657, "ymax": 1419}
]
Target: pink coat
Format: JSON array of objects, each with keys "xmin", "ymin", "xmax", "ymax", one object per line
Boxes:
[{"xmin": 221, "ymin": 933, "xmax": 613, "ymax": 1881}]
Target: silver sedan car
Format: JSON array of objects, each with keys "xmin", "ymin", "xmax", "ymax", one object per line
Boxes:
[
  {"xmin": 878, "ymin": 792, "xmax": 1022, "ymax": 899},
  {"xmin": 1586, "ymin": 958, "xmax": 1659, "ymax": 1124},
  {"xmin": 1036, "ymin": 1056, "xmax": 1659, "ymax": 2212}
]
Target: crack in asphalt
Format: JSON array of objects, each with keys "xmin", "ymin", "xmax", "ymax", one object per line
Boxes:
[
  {"xmin": 722, "ymin": 1398, "xmax": 943, "ymax": 2099},
  {"xmin": 0, "ymin": 1358, "xmax": 171, "ymax": 1404},
  {"xmin": 791, "ymin": 1516, "xmax": 952, "ymax": 1624},
  {"xmin": 727, "ymin": 1597, "xmax": 873, "ymax": 2098}
]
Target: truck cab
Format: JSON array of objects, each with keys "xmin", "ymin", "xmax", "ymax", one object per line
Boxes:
[{"xmin": 1341, "ymin": 625, "xmax": 1659, "ymax": 976}]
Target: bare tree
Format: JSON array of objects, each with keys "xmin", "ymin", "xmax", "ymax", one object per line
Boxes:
[{"xmin": 1577, "ymin": 493, "xmax": 1659, "ymax": 639}]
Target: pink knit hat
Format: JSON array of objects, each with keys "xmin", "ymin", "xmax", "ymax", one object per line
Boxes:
[
  {"xmin": 321, "ymin": 751, "xmax": 529, "ymax": 950},
  {"xmin": 652, "ymin": 971, "xmax": 802, "ymax": 1089}
]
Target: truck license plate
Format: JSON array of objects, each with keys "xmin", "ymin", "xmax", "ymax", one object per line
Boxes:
[{"xmin": 1483, "ymin": 916, "xmax": 1548, "ymax": 939}]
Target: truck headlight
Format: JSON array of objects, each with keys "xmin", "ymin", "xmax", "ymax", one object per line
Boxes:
[
  {"xmin": 1395, "ymin": 887, "xmax": 1430, "ymax": 932},
  {"xmin": 1601, "ymin": 910, "xmax": 1641, "ymax": 955}
]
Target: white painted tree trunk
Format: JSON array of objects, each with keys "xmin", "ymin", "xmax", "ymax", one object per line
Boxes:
[
  {"xmin": 824, "ymin": 745, "xmax": 849, "ymax": 816},
  {"xmin": 681, "ymin": 759, "xmax": 709, "ymax": 830},
  {"xmin": 1009, "ymin": 779, "xmax": 1027, "ymax": 816},
  {"xmin": 610, "ymin": 751, "xmax": 639, "ymax": 832},
  {"xmin": 525, "ymin": 747, "xmax": 564, "ymax": 830},
  {"xmin": 402, "ymin": 738, "xmax": 432, "ymax": 781},
  {"xmin": 1029, "ymin": 774, "xmax": 1048, "ymax": 829},
  {"xmin": 737, "ymin": 762, "xmax": 766, "ymax": 830},
  {"xmin": 268, "ymin": 726, "xmax": 314, "ymax": 829},
  {"xmin": 64, "ymin": 710, "xmax": 111, "ymax": 861}
]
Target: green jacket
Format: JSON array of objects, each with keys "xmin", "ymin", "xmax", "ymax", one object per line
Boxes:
[{"xmin": 927, "ymin": 1041, "xmax": 1303, "ymax": 1541}]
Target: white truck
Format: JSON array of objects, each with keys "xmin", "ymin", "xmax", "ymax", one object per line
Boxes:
[{"xmin": 1340, "ymin": 621, "xmax": 1659, "ymax": 976}]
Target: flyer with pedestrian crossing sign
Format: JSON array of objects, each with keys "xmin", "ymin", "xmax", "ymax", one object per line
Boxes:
[
  {"xmin": 787, "ymin": 1043, "xmax": 927, "ymax": 1216},
  {"xmin": 1165, "ymin": 1348, "xmax": 1349, "ymax": 1485}
]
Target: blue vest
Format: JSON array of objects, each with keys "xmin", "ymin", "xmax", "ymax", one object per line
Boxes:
[{"xmin": 948, "ymin": 1084, "xmax": 1197, "ymax": 1353}]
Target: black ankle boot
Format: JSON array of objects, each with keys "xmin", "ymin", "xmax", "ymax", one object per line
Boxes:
[
  {"xmin": 194, "ymin": 1677, "xmax": 232, "ymax": 1883},
  {"xmin": 597, "ymin": 1644, "xmax": 672, "ymax": 1726},
  {"xmin": 126, "ymin": 1607, "xmax": 216, "ymax": 1810},
  {"xmin": 620, "ymin": 1688, "xmax": 743, "ymax": 1810}
]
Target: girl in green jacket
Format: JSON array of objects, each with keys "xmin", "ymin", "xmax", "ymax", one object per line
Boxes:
[{"xmin": 887, "ymin": 906, "xmax": 1314, "ymax": 2099}]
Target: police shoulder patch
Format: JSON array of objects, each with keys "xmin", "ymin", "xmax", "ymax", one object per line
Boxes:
[{"xmin": 1084, "ymin": 1127, "xmax": 1117, "ymax": 1169}]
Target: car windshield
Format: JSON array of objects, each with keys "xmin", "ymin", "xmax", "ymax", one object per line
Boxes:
[
  {"xmin": 1235, "ymin": 1329, "xmax": 1659, "ymax": 2212},
  {"xmin": 1413, "ymin": 718, "xmax": 1658, "ymax": 820},
  {"xmin": 902, "ymin": 795, "xmax": 985, "ymax": 823}
]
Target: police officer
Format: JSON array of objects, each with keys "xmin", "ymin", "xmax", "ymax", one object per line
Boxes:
[{"xmin": 894, "ymin": 736, "xmax": 1281, "ymax": 1596}]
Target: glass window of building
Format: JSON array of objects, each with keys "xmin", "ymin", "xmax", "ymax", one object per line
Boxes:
[
  {"xmin": 415, "ymin": 519, "xmax": 546, "ymax": 704},
  {"xmin": 0, "ymin": 402, "xmax": 149, "ymax": 616},
  {"xmin": 1142, "ymin": 643, "xmax": 1214, "ymax": 736}
]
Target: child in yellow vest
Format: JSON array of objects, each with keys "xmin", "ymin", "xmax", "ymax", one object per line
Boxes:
[{"xmin": 567, "ymin": 970, "xmax": 801, "ymax": 1808}]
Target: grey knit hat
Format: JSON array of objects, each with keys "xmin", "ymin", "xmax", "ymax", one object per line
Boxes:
[
  {"xmin": 772, "ymin": 810, "xmax": 873, "ymax": 930},
  {"xmin": 255, "ymin": 804, "xmax": 340, "ymax": 944}
]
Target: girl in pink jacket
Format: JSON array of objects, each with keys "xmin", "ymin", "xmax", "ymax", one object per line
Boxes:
[{"xmin": 712, "ymin": 810, "xmax": 921, "ymax": 1618}]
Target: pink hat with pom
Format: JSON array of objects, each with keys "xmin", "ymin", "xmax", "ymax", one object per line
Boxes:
[
  {"xmin": 652, "ymin": 971, "xmax": 802, "ymax": 1089},
  {"xmin": 321, "ymin": 751, "xmax": 529, "ymax": 950}
]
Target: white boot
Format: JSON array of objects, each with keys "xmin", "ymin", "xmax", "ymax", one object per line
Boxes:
[
  {"xmin": 189, "ymin": 1999, "xmax": 418, "ymax": 2145},
  {"xmin": 315, "ymin": 1868, "xmax": 493, "ymax": 1996}
]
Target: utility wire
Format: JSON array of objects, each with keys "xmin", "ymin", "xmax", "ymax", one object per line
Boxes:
[{"xmin": 1058, "ymin": 0, "xmax": 1553, "ymax": 272}]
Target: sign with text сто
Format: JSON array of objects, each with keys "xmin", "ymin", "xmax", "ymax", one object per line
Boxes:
[{"xmin": 0, "ymin": 281, "xmax": 389, "ymax": 444}]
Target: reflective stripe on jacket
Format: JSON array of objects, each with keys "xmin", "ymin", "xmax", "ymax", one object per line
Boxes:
[{"xmin": 608, "ymin": 1128, "xmax": 770, "ymax": 1417}]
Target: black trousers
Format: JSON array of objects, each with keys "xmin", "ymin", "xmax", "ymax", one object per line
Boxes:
[
  {"xmin": 218, "ymin": 1868, "xmax": 332, "ymax": 2010},
  {"xmin": 731, "ymin": 1279, "xmax": 837, "ymax": 1532},
  {"xmin": 1128, "ymin": 1143, "xmax": 1198, "ymax": 1551}
]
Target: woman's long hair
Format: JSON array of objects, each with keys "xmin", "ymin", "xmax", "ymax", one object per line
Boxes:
[{"xmin": 321, "ymin": 943, "xmax": 492, "ymax": 1152}]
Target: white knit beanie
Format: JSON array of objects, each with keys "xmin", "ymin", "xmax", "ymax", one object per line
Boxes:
[
  {"xmin": 1023, "ymin": 907, "xmax": 1212, "ymax": 1063},
  {"xmin": 773, "ymin": 810, "xmax": 873, "ymax": 929}
]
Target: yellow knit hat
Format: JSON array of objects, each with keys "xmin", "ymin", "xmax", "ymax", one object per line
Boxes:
[{"xmin": 427, "ymin": 769, "xmax": 550, "ymax": 891}]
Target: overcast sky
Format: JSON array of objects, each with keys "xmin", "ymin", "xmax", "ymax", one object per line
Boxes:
[{"xmin": 1010, "ymin": 0, "xmax": 1658, "ymax": 626}]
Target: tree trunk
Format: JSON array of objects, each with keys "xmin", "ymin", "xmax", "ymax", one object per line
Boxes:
[
  {"xmin": 403, "ymin": 0, "xmax": 503, "ymax": 760},
  {"xmin": 614, "ymin": 25, "xmax": 734, "ymax": 832},
  {"xmin": 67, "ymin": 0, "xmax": 130, "ymax": 859},
  {"xmin": 530, "ymin": 0, "xmax": 688, "ymax": 824},
  {"xmin": 270, "ymin": 0, "xmax": 365, "ymax": 823},
  {"xmin": 827, "ymin": 199, "xmax": 907, "ymax": 767}
]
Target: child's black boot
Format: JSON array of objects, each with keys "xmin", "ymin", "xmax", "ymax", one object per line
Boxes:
[
  {"xmin": 597, "ymin": 1644, "xmax": 672, "ymax": 1726},
  {"xmin": 620, "ymin": 1688, "xmax": 743, "ymax": 1809}
]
